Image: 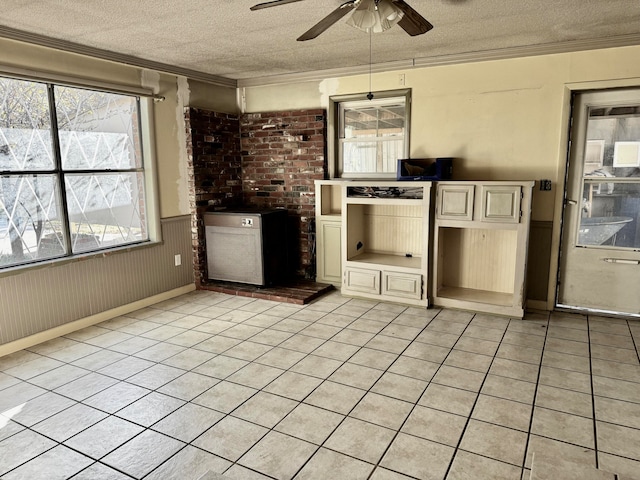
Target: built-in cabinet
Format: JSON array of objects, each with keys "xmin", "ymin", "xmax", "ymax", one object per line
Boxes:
[
  {"xmin": 315, "ymin": 180, "xmax": 533, "ymax": 316},
  {"xmin": 315, "ymin": 180, "xmax": 344, "ymax": 286},
  {"xmin": 432, "ymin": 181, "xmax": 534, "ymax": 317}
]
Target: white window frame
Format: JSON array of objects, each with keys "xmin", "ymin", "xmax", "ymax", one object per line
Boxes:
[{"xmin": 328, "ymin": 89, "xmax": 411, "ymax": 179}]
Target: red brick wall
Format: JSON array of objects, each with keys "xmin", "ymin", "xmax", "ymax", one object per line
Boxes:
[
  {"xmin": 186, "ymin": 107, "xmax": 327, "ymax": 283},
  {"xmin": 240, "ymin": 110, "xmax": 327, "ymax": 277},
  {"xmin": 185, "ymin": 108, "xmax": 243, "ymax": 287}
]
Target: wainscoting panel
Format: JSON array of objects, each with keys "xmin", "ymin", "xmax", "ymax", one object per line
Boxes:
[{"xmin": 0, "ymin": 216, "xmax": 193, "ymax": 346}]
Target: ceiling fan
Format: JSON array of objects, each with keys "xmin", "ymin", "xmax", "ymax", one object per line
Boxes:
[{"xmin": 250, "ymin": 0, "xmax": 434, "ymax": 41}]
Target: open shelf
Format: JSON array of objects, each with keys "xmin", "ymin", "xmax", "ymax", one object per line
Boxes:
[
  {"xmin": 436, "ymin": 286, "xmax": 514, "ymax": 307},
  {"xmin": 346, "ymin": 252, "xmax": 422, "ymax": 270}
]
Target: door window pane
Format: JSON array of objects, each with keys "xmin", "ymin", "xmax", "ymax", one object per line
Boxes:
[{"xmin": 579, "ymin": 105, "xmax": 640, "ymax": 249}]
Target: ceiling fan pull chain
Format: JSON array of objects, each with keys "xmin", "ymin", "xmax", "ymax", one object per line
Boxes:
[{"xmin": 367, "ymin": 29, "xmax": 374, "ymax": 100}]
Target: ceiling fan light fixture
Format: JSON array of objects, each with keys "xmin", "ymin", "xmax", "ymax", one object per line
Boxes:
[{"xmin": 346, "ymin": 0, "xmax": 404, "ymax": 34}]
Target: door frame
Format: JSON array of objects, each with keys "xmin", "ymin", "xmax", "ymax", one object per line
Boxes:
[{"xmin": 552, "ymin": 83, "xmax": 640, "ymax": 317}]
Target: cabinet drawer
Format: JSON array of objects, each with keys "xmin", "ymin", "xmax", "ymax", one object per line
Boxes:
[
  {"xmin": 481, "ymin": 185, "xmax": 521, "ymax": 223},
  {"xmin": 437, "ymin": 185, "xmax": 475, "ymax": 220},
  {"xmin": 344, "ymin": 267, "xmax": 381, "ymax": 294},
  {"xmin": 382, "ymin": 271, "xmax": 422, "ymax": 300}
]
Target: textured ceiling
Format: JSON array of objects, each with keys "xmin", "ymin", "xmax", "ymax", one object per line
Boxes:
[{"xmin": 1, "ymin": 0, "xmax": 640, "ymax": 83}]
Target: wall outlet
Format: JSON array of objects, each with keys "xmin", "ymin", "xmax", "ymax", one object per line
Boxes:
[
  {"xmin": 540, "ymin": 179, "xmax": 552, "ymax": 191},
  {"xmin": 399, "ymin": 73, "xmax": 406, "ymax": 86},
  {"xmin": 174, "ymin": 254, "xmax": 181, "ymax": 266}
]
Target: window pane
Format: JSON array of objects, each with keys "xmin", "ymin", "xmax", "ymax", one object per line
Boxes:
[
  {"xmin": 55, "ymin": 87, "xmax": 142, "ymax": 170},
  {"xmin": 65, "ymin": 172, "xmax": 147, "ymax": 253},
  {"xmin": 0, "ymin": 77, "xmax": 55, "ymax": 171},
  {"xmin": 0, "ymin": 175, "xmax": 65, "ymax": 267},
  {"xmin": 342, "ymin": 138, "xmax": 404, "ymax": 174},
  {"xmin": 343, "ymin": 103, "xmax": 405, "ymax": 140},
  {"xmin": 579, "ymin": 181, "xmax": 640, "ymax": 248}
]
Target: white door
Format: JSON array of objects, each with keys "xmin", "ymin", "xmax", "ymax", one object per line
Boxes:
[{"xmin": 558, "ymin": 89, "xmax": 640, "ymax": 317}]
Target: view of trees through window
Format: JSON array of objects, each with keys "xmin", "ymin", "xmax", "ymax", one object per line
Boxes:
[{"xmin": 0, "ymin": 76, "xmax": 148, "ymax": 269}]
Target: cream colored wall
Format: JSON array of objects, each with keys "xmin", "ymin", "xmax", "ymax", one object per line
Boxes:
[
  {"xmin": 0, "ymin": 38, "xmax": 237, "ymax": 219},
  {"xmin": 243, "ymin": 46, "xmax": 640, "ymax": 308}
]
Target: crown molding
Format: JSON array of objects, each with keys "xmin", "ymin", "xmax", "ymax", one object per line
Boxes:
[
  {"xmin": 237, "ymin": 33, "xmax": 640, "ymax": 88},
  {"xmin": 0, "ymin": 25, "xmax": 237, "ymax": 88}
]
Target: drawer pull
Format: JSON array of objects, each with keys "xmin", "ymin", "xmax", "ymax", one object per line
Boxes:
[{"xmin": 603, "ymin": 258, "xmax": 639, "ymax": 265}]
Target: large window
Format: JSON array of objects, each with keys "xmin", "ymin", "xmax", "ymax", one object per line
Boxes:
[
  {"xmin": 0, "ymin": 76, "xmax": 149, "ymax": 269},
  {"xmin": 332, "ymin": 90, "xmax": 410, "ymax": 178}
]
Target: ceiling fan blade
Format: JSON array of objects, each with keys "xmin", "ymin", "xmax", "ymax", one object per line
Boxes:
[
  {"xmin": 392, "ymin": 0, "xmax": 434, "ymax": 36},
  {"xmin": 297, "ymin": 0, "xmax": 358, "ymax": 41},
  {"xmin": 250, "ymin": 0, "xmax": 305, "ymax": 11}
]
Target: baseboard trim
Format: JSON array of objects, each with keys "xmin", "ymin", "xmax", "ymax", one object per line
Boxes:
[{"xmin": 0, "ymin": 284, "xmax": 196, "ymax": 358}]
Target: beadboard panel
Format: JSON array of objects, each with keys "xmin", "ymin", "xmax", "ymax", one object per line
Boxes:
[{"xmin": 0, "ymin": 216, "xmax": 193, "ymax": 346}]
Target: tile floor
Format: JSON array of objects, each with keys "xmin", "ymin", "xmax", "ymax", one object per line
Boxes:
[{"xmin": 1, "ymin": 290, "xmax": 640, "ymax": 480}]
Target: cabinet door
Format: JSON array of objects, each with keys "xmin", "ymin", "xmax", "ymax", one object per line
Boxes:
[
  {"xmin": 437, "ymin": 185, "xmax": 475, "ymax": 220},
  {"xmin": 481, "ymin": 185, "xmax": 521, "ymax": 223},
  {"xmin": 317, "ymin": 219, "xmax": 342, "ymax": 285},
  {"xmin": 344, "ymin": 267, "xmax": 381, "ymax": 294},
  {"xmin": 382, "ymin": 271, "xmax": 422, "ymax": 300}
]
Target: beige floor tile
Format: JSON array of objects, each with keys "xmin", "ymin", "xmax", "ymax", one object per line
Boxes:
[
  {"xmin": 461, "ymin": 325, "xmax": 505, "ymax": 342},
  {"xmin": 223, "ymin": 465, "xmax": 273, "ymax": 479},
  {"xmin": 590, "ymin": 331, "xmax": 635, "ymax": 349},
  {"xmin": 595, "ymin": 396, "xmax": 640, "ymax": 429},
  {"xmin": 365, "ymin": 335, "xmax": 411, "ymax": 354},
  {"xmin": 157, "ymin": 371, "xmax": 220, "ymax": 401},
  {"xmin": 348, "ymin": 347, "xmax": 399, "ymax": 370},
  {"xmin": 239, "ymin": 431, "xmax": 316, "ymax": 479},
  {"xmin": 161, "ymin": 348, "xmax": 215, "ymax": 370},
  {"xmin": 481, "ymin": 374, "xmax": 537, "ymax": 404},
  {"xmin": 151, "ymin": 402, "xmax": 224, "ymax": 442},
  {"xmin": 192, "ymin": 380, "xmax": 257, "ymax": 413},
  {"xmin": 263, "ymin": 371, "xmax": 323, "ymax": 401},
  {"xmin": 502, "ymin": 331, "xmax": 546, "ymax": 349},
  {"xmin": 535, "ymin": 384, "xmax": 593, "ymax": 418},
  {"xmin": 193, "ymin": 415, "xmax": 268, "ymax": 461},
  {"xmin": 194, "ymin": 335, "xmax": 242, "ymax": 354},
  {"xmin": 380, "ymin": 324, "xmax": 422, "ymax": 340},
  {"xmin": 598, "ymin": 452, "xmax": 640, "ymax": 479},
  {"xmin": 295, "ymin": 448, "xmax": 374, "ymax": 480},
  {"xmin": 388, "ymin": 355, "xmax": 439, "ymax": 381},
  {"xmin": 2, "ymin": 444, "xmax": 93, "ymax": 480},
  {"xmin": 331, "ymin": 329, "xmax": 375, "ymax": 347},
  {"xmin": 278, "ymin": 334, "xmax": 327, "ymax": 353},
  {"xmin": 592, "ymin": 375, "xmax": 640, "ymax": 403},
  {"xmin": 546, "ymin": 325, "xmax": 589, "ymax": 342},
  {"xmin": 325, "ymin": 417, "xmax": 395, "ymax": 463},
  {"xmin": 415, "ymin": 330, "xmax": 460, "ymax": 348},
  {"xmin": 126, "ymin": 363, "xmax": 185, "ymax": 390},
  {"xmin": 453, "ymin": 336, "xmax": 500, "ymax": 356},
  {"xmin": 349, "ymin": 318, "xmax": 388, "ymax": 334},
  {"xmin": 530, "ymin": 451, "xmax": 615, "ymax": 480},
  {"xmin": 597, "ymin": 421, "xmax": 640, "ymax": 461},
  {"xmin": 290, "ymin": 354, "xmax": 342, "ymax": 379},
  {"xmin": 350, "ymin": 392, "xmax": 413, "ymax": 430},
  {"xmin": 538, "ymin": 366, "xmax": 592, "ymax": 394},
  {"xmin": 448, "ymin": 450, "xmax": 523, "ymax": 480},
  {"xmin": 489, "ymin": 358, "xmax": 540, "ymax": 383},
  {"xmin": 249, "ymin": 329, "xmax": 294, "ymax": 347},
  {"xmin": 496, "ymin": 343, "xmax": 543, "ymax": 365},
  {"xmin": 275, "ymin": 403, "xmax": 344, "ymax": 445},
  {"xmin": 419, "ymin": 383, "xmax": 478, "ymax": 417},
  {"xmin": 223, "ymin": 341, "xmax": 274, "ymax": 361},
  {"xmin": 371, "ymin": 372, "xmax": 428, "ymax": 403},
  {"xmin": 472, "ymin": 394, "xmax": 533, "ymax": 431},
  {"xmin": 381, "ymin": 432, "xmax": 455, "ymax": 480},
  {"xmin": 432, "ymin": 365, "xmax": 486, "ymax": 392},
  {"xmin": 428, "ymin": 319, "xmax": 468, "ymax": 334},
  {"xmin": 253, "ymin": 347, "xmax": 306, "ymax": 370},
  {"xmin": 329, "ymin": 362, "xmax": 383, "ymax": 390},
  {"xmin": 63, "ymin": 416, "xmax": 144, "ymax": 460},
  {"xmin": 590, "ymin": 344, "xmax": 639, "ymax": 365},
  {"xmin": 404, "ymin": 341, "xmax": 452, "ymax": 364},
  {"xmin": 369, "ymin": 467, "xmax": 416, "ymax": 479},
  {"xmin": 226, "ymin": 362, "xmax": 284, "ymax": 389},
  {"xmin": 445, "ymin": 350, "xmax": 493, "ymax": 373},
  {"xmin": 531, "ymin": 407, "xmax": 595, "ymax": 449},
  {"xmin": 232, "ymin": 391, "xmax": 298, "ymax": 428},
  {"xmin": 116, "ymin": 392, "xmax": 185, "ymax": 427},
  {"xmin": 193, "ymin": 355, "xmax": 248, "ymax": 379},
  {"xmin": 299, "ymin": 323, "xmax": 342, "ymax": 340},
  {"xmin": 525, "ymin": 434, "xmax": 596, "ymax": 469},
  {"xmin": 541, "ymin": 350, "xmax": 590, "ymax": 374},
  {"xmin": 304, "ymin": 380, "xmax": 366, "ymax": 415},
  {"xmin": 310, "ymin": 340, "xmax": 359, "ymax": 361},
  {"xmin": 591, "ymin": 358, "xmax": 640, "ymax": 383},
  {"xmin": 402, "ymin": 405, "xmax": 467, "ymax": 446},
  {"xmin": 459, "ymin": 419, "xmax": 528, "ymax": 466},
  {"xmin": 545, "ymin": 337, "xmax": 590, "ymax": 357}
]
